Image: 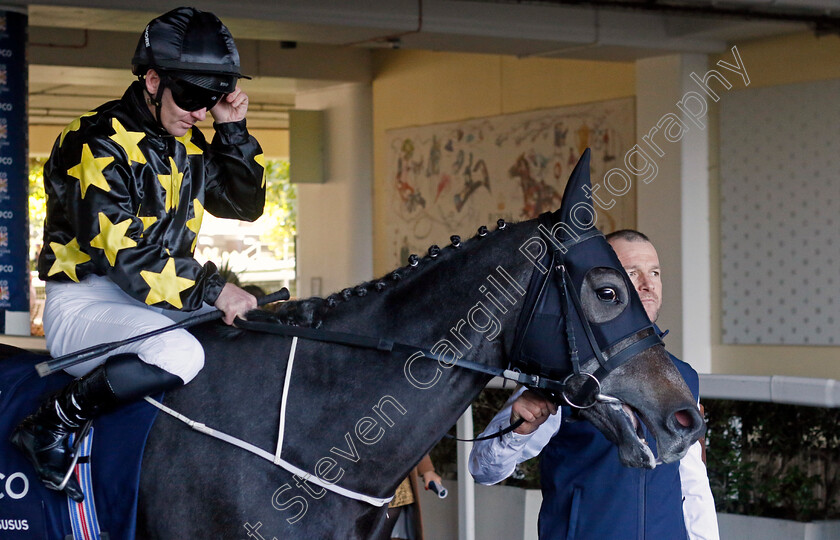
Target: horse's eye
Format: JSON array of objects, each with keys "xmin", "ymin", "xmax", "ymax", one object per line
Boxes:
[{"xmin": 596, "ymin": 287, "xmax": 617, "ymax": 302}]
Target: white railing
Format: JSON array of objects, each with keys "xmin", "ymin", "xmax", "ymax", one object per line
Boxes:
[{"xmin": 699, "ymin": 374, "xmax": 840, "ymax": 408}]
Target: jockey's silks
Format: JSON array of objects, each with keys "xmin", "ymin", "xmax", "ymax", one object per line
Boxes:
[{"xmin": 37, "ymin": 81, "xmax": 265, "ymax": 310}]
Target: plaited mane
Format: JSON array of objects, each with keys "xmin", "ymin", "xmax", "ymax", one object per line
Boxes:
[{"xmin": 246, "ymin": 219, "xmax": 511, "ymax": 329}]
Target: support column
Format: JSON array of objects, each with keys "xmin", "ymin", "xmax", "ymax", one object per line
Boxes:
[
  {"xmin": 0, "ymin": 7, "xmax": 29, "ymax": 336},
  {"xmin": 635, "ymin": 54, "xmax": 712, "ymax": 373},
  {"xmin": 295, "ymin": 82, "xmax": 374, "ymax": 297}
]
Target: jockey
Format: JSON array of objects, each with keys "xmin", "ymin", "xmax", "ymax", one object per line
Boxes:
[{"xmin": 10, "ymin": 7, "xmax": 265, "ymax": 502}]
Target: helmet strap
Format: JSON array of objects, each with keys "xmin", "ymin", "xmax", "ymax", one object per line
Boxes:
[
  {"xmin": 140, "ymin": 75, "xmax": 166, "ymax": 130},
  {"xmin": 153, "ymin": 85, "xmax": 165, "ymax": 126}
]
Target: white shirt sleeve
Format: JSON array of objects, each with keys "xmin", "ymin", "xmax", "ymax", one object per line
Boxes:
[
  {"xmin": 680, "ymin": 440, "xmax": 720, "ymax": 540},
  {"xmin": 468, "ymin": 387, "xmax": 562, "ymax": 485}
]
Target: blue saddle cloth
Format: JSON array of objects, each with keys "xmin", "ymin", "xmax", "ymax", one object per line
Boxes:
[{"xmin": 0, "ymin": 346, "xmax": 159, "ymax": 540}]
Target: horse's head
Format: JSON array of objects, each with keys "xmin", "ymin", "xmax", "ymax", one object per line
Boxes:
[{"xmin": 510, "ymin": 149, "xmax": 705, "ymax": 468}]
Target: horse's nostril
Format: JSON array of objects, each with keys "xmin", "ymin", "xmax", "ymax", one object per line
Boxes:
[{"xmin": 674, "ymin": 410, "xmax": 693, "ymax": 428}]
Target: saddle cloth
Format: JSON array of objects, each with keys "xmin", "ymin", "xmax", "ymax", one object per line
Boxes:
[{"xmin": 0, "ymin": 345, "xmax": 159, "ymax": 540}]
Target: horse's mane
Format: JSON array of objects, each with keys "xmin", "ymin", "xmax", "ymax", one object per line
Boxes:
[{"xmin": 246, "ymin": 219, "xmax": 518, "ymax": 330}]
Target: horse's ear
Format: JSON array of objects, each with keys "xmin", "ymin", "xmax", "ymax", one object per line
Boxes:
[{"xmin": 553, "ymin": 148, "xmax": 595, "ymax": 238}]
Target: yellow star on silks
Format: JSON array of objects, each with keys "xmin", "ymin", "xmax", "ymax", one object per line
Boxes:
[
  {"xmin": 136, "ymin": 205, "xmax": 157, "ymax": 235},
  {"xmin": 47, "ymin": 238, "xmax": 91, "ymax": 282},
  {"xmin": 89, "ymin": 212, "xmax": 137, "ymax": 266},
  {"xmin": 60, "ymin": 112, "xmax": 96, "ymax": 146},
  {"xmin": 68, "ymin": 143, "xmax": 114, "ymax": 199},
  {"xmin": 175, "ymin": 129, "xmax": 203, "ymax": 155},
  {"xmin": 140, "ymin": 258, "xmax": 195, "ymax": 309},
  {"xmin": 109, "ymin": 118, "xmax": 146, "ymax": 165},
  {"xmin": 158, "ymin": 157, "xmax": 184, "ymax": 211},
  {"xmin": 186, "ymin": 198, "xmax": 205, "ymax": 252},
  {"xmin": 137, "ymin": 215, "xmax": 157, "ymax": 233},
  {"xmin": 254, "ymin": 153, "xmax": 266, "ymax": 188}
]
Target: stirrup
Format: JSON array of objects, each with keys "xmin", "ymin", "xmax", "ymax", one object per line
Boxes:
[{"xmin": 54, "ymin": 419, "xmax": 92, "ymax": 493}]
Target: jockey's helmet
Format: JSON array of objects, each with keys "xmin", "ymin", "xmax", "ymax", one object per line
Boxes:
[{"xmin": 131, "ymin": 7, "xmax": 247, "ymax": 95}]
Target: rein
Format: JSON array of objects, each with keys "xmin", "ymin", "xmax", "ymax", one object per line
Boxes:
[
  {"xmin": 443, "ymin": 417, "xmax": 526, "ymax": 442},
  {"xmin": 232, "ymin": 309, "xmax": 646, "ymax": 443},
  {"xmin": 35, "ymin": 289, "xmax": 291, "ymax": 377},
  {"xmin": 233, "ymin": 317, "xmax": 551, "ymax": 392},
  {"xmin": 219, "ymin": 220, "xmax": 663, "ymax": 449}
]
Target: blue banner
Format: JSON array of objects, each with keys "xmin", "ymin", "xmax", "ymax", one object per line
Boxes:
[{"xmin": 0, "ymin": 10, "xmax": 28, "ymax": 334}]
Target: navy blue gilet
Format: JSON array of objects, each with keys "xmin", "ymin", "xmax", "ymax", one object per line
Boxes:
[{"xmin": 537, "ymin": 353, "xmax": 699, "ymax": 540}]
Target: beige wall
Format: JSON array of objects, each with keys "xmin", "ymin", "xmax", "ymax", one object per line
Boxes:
[
  {"xmin": 249, "ymin": 128, "xmax": 289, "ymax": 160},
  {"xmin": 371, "ymin": 49, "xmax": 635, "ymax": 275},
  {"xmin": 29, "ymin": 125, "xmax": 60, "ymax": 156},
  {"xmin": 709, "ymin": 32, "xmax": 840, "ymax": 379},
  {"xmin": 724, "ymin": 32, "xmax": 840, "ymax": 90}
]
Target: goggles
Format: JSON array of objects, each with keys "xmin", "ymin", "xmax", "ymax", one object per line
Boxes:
[{"xmin": 165, "ymin": 76, "xmax": 227, "ymax": 112}]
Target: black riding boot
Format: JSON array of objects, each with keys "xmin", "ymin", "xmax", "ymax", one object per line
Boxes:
[{"xmin": 9, "ymin": 353, "xmax": 182, "ymax": 502}]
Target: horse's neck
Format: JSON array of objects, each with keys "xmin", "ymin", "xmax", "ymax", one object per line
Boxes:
[{"xmin": 303, "ymin": 222, "xmax": 537, "ymax": 495}]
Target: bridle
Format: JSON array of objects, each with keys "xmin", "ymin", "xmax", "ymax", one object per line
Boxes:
[
  {"xmin": 502, "ymin": 212, "xmax": 663, "ymax": 409},
  {"xmin": 508, "ymin": 225, "xmax": 664, "ymax": 410}
]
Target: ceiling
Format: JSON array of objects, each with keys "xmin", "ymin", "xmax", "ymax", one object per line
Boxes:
[{"xmin": 19, "ymin": 0, "xmax": 839, "ymax": 129}]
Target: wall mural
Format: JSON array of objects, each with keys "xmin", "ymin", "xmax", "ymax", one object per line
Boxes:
[{"xmin": 384, "ymin": 97, "xmax": 636, "ymax": 267}]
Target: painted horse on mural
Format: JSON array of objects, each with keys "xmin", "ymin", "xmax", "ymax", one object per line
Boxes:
[
  {"xmin": 509, "ymin": 152, "xmax": 562, "ymax": 219},
  {"xmin": 3, "ymin": 150, "xmax": 704, "ymax": 539}
]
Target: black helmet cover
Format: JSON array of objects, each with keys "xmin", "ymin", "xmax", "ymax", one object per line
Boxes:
[{"xmin": 131, "ymin": 6, "xmax": 248, "ymax": 93}]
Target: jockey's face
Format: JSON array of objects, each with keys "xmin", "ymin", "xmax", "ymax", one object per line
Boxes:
[{"xmin": 143, "ymin": 69, "xmax": 209, "ymax": 137}]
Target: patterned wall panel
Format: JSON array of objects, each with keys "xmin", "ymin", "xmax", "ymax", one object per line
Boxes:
[
  {"xmin": 384, "ymin": 98, "xmax": 636, "ymax": 269},
  {"xmin": 720, "ymin": 80, "xmax": 840, "ymax": 345}
]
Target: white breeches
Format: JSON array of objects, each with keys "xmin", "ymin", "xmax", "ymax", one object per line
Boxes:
[{"xmin": 44, "ymin": 275, "xmax": 213, "ymax": 383}]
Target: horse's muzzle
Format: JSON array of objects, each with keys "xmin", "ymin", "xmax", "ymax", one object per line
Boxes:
[{"xmin": 658, "ymin": 404, "xmax": 706, "ymax": 464}]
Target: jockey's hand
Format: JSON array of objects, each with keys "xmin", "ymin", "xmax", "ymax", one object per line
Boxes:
[
  {"xmin": 210, "ymin": 86, "xmax": 248, "ymax": 124},
  {"xmin": 510, "ymin": 390, "xmax": 557, "ymax": 435},
  {"xmin": 214, "ymin": 283, "xmax": 257, "ymax": 325}
]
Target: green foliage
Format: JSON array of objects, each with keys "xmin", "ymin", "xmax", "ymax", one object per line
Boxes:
[
  {"xmin": 258, "ymin": 159, "xmax": 297, "ymax": 257},
  {"xmin": 29, "ymin": 157, "xmax": 48, "ymax": 270},
  {"xmin": 217, "ymin": 259, "xmax": 241, "ymax": 286},
  {"xmin": 705, "ymin": 399, "xmax": 840, "ymax": 522}
]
